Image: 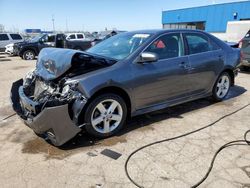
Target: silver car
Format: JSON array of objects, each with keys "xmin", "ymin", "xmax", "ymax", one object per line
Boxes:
[{"xmin": 11, "ymin": 29, "xmax": 240, "ymax": 146}]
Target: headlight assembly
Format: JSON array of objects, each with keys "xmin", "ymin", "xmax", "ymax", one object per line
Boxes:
[{"xmin": 43, "ymin": 59, "xmax": 56, "ymax": 74}]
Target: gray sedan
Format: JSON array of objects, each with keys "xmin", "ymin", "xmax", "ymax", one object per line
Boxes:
[{"xmin": 11, "ymin": 29, "xmax": 241, "ymax": 146}]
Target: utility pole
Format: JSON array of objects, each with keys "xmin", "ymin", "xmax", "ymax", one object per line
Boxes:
[
  {"xmin": 66, "ymin": 19, "xmax": 68, "ymax": 32},
  {"xmin": 52, "ymin": 14, "xmax": 55, "ymax": 32}
]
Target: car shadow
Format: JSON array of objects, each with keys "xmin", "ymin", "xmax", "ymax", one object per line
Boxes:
[
  {"xmin": 59, "ymin": 85, "xmax": 247, "ymax": 150},
  {"xmin": 240, "ymin": 70, "xmax": 250, "ymax": 75}
]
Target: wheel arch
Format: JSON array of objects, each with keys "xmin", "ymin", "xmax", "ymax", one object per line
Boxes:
[
  {"xmin": 221, "ymin": 68, "xmax": 235, "ymax": 86},
  {"xmin": 20, "ymin": 47, "xmax": 38, "ymax": 56},
  {"xmin": 78, "ymin": 86, "xmax": 132, "ymax": 125}
]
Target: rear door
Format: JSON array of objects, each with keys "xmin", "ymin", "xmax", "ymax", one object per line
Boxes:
[
  {"xmin": 76, "ymin": 34, "xmax": 84, "ymax": 40},
  {"xmin": 183, "ymin": 32, "xmax": 224, "ymax": 96},
  {"xmin": 132, "ymin": 33, "xmax": 192, "ymax": 109},
  {"xmin": 10, "ymin": 34, "xmax": 23, "ymax": 43}
]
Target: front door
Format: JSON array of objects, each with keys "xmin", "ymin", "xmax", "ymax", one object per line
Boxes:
[
  {"xmin": 38, "ymin": 35, "xmax": 56, "ymax": 52},
  {"xmin": 132, "ymin": 33, "xmax": 192, "ymax": 110}
]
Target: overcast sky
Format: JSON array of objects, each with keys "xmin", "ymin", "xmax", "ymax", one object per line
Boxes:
[{"xmin": 0, "ymin": 0, "xmax": 247, "ymax": 32}]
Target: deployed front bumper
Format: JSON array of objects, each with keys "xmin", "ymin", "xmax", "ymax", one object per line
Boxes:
[{"xmin": 10, "ymin": 79, "xmax": 82, "ymax": 146}]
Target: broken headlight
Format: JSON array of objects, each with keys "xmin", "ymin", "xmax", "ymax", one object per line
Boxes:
[
  {"xmin": 43, "ymin": 59, "xmax": 56, "ymax": 74},
  {"xmin": 23, "ymin": 70, "xmax": 35, "ymax": 86},
  {"xmin": 60, "ymin": 80, "xmax": 79, "ymax": 97}
]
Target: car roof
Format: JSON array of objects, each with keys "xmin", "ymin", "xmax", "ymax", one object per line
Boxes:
[
  {"xmin": 126, "ymin": 29, "xmax": 207, "ymax": 35},
  {"xmin": 0, "ymin": 33, "xmax": 22, "ymax": 35},
  {"xmin": 66, "ymin": 33, "xmax": 84, "ymax": 35}
]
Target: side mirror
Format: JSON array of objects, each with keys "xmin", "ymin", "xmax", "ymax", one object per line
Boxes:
[
  {"xmin": 137, "ymin": 52, "xmax": 158, "ymax": 63},
  {"xmin": 39, "ymin": 38, "xmax": 45, "ymax": 43}
]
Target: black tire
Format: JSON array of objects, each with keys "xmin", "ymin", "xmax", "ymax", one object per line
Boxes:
[
  {"xmin": 84, "ymin": 93, "xmax": 127, "ymax": 138},
  {"xmin": 23, "ymin": 50, "xmax": 35, "ymax": 60},
  {"xmin": 212, "ymin": 72, "xmax": 231, "ymax": 102}
]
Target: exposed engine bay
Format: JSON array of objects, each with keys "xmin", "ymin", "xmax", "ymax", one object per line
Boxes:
[
  {"xmin": 20, "ymin": 48, "xmax": 116, "ymax": 123},
  {"xmin": 11, "ymin": 48, "xmax": 117, "ymax": 146},
  {"xmin": 21, "ymin": 71, "xmax": 86, "ymax": 124}
]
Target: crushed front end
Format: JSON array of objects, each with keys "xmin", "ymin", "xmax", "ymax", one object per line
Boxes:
[{"xmin": 10, "ymin": 49, "xmax": 90, "ymax": 146}]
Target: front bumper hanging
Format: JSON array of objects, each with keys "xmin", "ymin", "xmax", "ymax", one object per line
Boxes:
[{"xmin": 10, "ymin": 79, "xmax": 82, "ymax": 146}]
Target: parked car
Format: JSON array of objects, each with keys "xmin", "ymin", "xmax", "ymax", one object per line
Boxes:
[
  {"xmin": 11, "ymin": 29, "xmax": 240, "ymax": 146},
  {"xmin": 14, "ymin": 33, "xmax": 92, "ymax": 60},
  {"xmin": 5, "ymin": 43, "xmax": 15, "ymax": 55},
  {"xmin": 0, "ymin": 33, "xmax": 24, "ymax": 52},
  {"xmin": 91, "ymin": 30, "xmax": 125, "ymax": 46},
  {"xmin": 65, "ymin": 33, "xmax": 95, "ymax": 41},
  {"xmin": 239, "ymin": 30, "xmax": 250, "ymax": 70}
]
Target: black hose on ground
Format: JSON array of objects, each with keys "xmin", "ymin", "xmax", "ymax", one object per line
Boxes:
[
  {"xmin": 124, "ymin": 104, "xmax": 250, "ymax": 188},
  {"xmin": 1, "ymin": 113, "xmax": 16, "ymax": 121}
]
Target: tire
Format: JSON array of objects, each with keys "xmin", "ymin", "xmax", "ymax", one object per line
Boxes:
[
  {"xmin": 84, "ymin": 93, "xmax": 127, "ymax": 138},
  {"xmin": 23, "ymin": 50, "xmax": 35, "ymax": 60},
  {"xmin": 212, "ymin": 72, "xmax": 231, "ymax": 102}
]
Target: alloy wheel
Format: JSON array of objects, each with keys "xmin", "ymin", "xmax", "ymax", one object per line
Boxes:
[
  {"xmin": 91, "ymin": 99, "xmax": 123, "ymax": 134},
  {"xmin": 216, "ymin": 75, "xmax": 230, "ymax": 98},
  {"xmin": 25, "ymin": 51, "xmax": 34, "ymax": 60}
]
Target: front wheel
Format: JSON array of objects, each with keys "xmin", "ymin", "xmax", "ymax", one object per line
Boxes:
[
  {"xmin": 23, "ymin": 50, "xmax": 35, "ymax": 60},
  {"xmin": 84, "ymin": 93, "xmax": 127, "ymax": 138},
  {"xmin": 212, "ymin": 72, "xmax": 231, "ymax": 101}
]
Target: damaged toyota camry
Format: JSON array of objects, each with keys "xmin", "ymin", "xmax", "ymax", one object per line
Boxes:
[{"xmin": 11, "ymin": 30, "xmax": 240, "ymax": 146}]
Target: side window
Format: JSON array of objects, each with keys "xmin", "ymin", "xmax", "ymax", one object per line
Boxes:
[
  {"xmin": 77, "ymin": 34, "xmax": 84, "ymax": 39},
  {"xmin": 69, "ymin": 34, "xmax": 76, "ymax": 39},
  {"xmin": 184, "ymin": 33, "xmax": 220, "ymax": 55},
  {"xmin": 145, "ymin": 33, "xmax": 183, "ymax": 60},
  {"xmin": 47, "ymin": 35, "xmax": 55, "ymax": 42},
  {"xmin": 10, "ymin": 34, "xmax": 22, "ymax": 40},
  {"xmin": 0, "ymin": 34, "xmax": 9, "ymax": 41}
]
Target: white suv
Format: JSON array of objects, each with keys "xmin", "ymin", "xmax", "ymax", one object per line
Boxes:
[
  {"xmin": 0, "ymin": 33, "xmax": 24, "ymax": 52},
  {"xmin": 65, "ymin": 33, "xmax": 94, "ymax": 41}
]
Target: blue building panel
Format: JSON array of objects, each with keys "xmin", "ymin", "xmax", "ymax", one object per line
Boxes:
[{"xmin": 162, "ymin": 1, "xmax": 250, "ymax": 32}]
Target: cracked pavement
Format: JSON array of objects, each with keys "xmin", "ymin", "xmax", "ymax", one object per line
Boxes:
[{"xmin": 0, "ymin": 54, "xmax": 249, "ymax": 188}]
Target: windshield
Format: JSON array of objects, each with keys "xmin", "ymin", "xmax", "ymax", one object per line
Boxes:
[
  {"xmin": 30, "ymin": 34, "xmax": 44, "ymax": 42},
  {"xmin": 87, "ymin": 32, "xmax": 152, "ymax": 60}
]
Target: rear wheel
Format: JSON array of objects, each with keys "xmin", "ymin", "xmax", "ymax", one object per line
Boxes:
[
  {"xmin": 23, "ymin": 50, "xmax": 35, "ymax": 60},
  {"xmin": 212, "ymin": 72, "xmax": 231, "ymax": 101},
  {"xmin": 84, "ymin": 93, "xmax": 127, "ymax": 138}
]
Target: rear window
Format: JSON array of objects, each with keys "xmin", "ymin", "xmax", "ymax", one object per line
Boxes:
[
  {"xmin": 77, "ymin": 34, "xmax": 84, "ymax": 39},
  {"xmin": 10, "ymin": 34, "xmax": 22, "ymax": 40},
  {"xmin": 184, "ymin": 33, "xmax": 220, "ymax": 55},
  {"xmin": 0, "ymin": 34, "xmax": 9, "ymax": 41}
]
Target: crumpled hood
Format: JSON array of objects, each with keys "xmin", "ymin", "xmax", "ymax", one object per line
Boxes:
[{"xmin": 35, "ymin": 48, "xmax": 81, "ymax": 81}]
